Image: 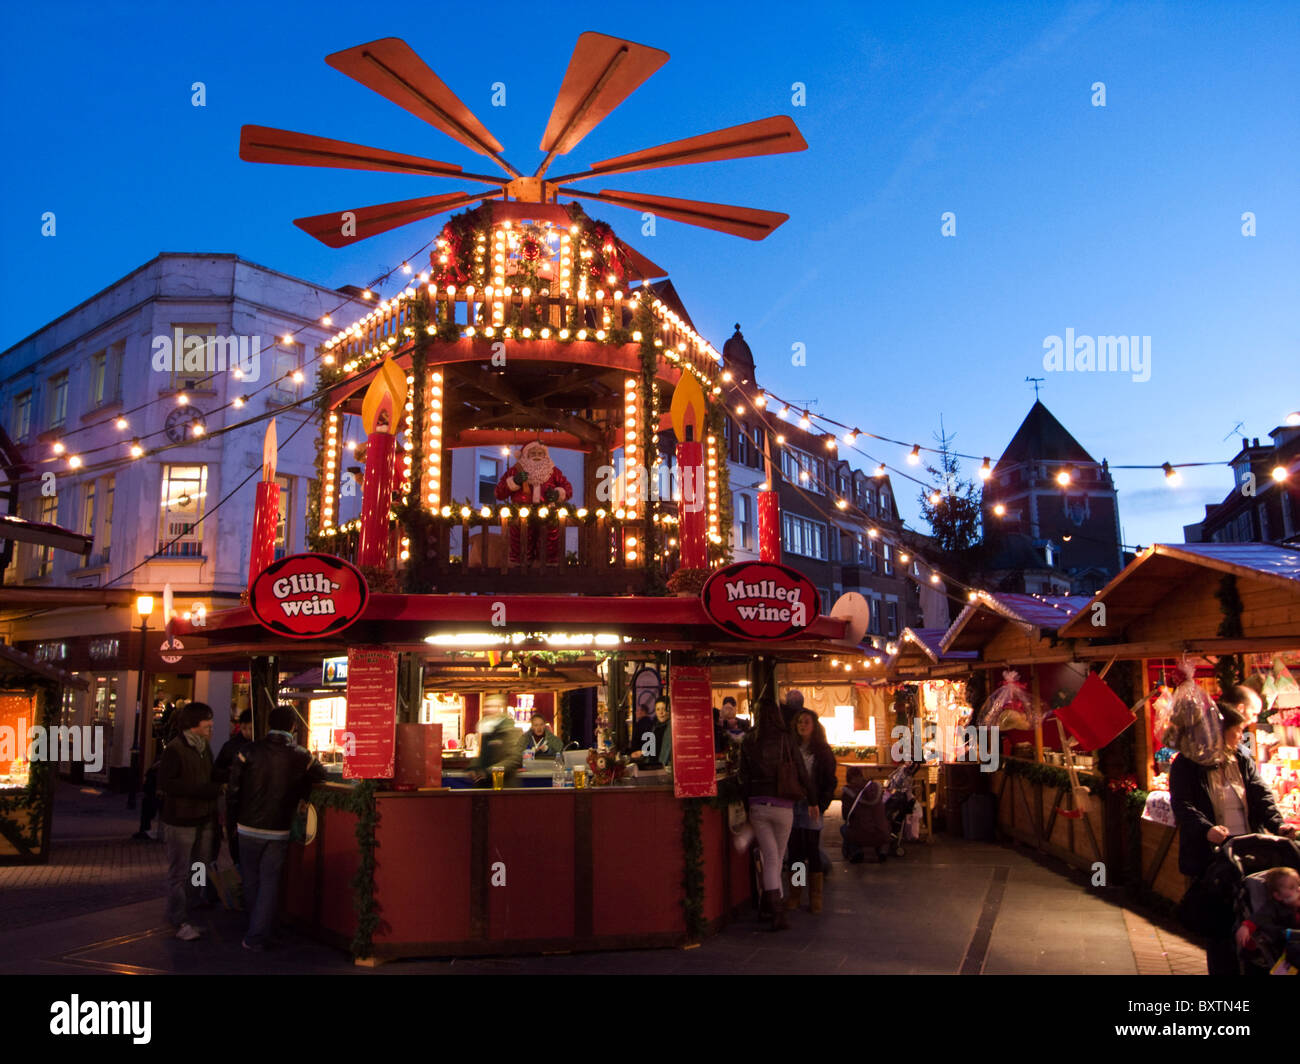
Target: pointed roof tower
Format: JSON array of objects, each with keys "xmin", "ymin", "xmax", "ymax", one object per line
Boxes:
[
  {"xmin": 722, "ymin": 323, "xmax": 755, "ymax": 380},
  {"xmin": 993, "ymin": 400, "xmax": 1095, "ymax": 472}
]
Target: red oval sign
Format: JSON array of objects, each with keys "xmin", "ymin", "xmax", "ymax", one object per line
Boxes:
[
  {"xmin": 700, "ymin": 561, "xmax": 822, "ymax": 641},
  {"xmin": 249, "ymin": 553, "xmax": 369, "ymax": 640}
]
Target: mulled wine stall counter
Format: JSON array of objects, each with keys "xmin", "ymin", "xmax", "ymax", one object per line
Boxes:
[{"xmin": 283, "ymin": 778, "xmax": 751, "ymax": 961}]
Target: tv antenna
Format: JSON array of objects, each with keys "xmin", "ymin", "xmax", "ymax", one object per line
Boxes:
[
  {"xmin": 1025, "ymin": 376, "xmax": 1045, "ymax": 400},
  {"xmin": 1223, "ymin": 421, "xmax": 1245, "ymax": 441}
]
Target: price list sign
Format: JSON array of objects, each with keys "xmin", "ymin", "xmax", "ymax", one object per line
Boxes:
[
  {"xmin": 343, "ymin": 647, "xmax": 398, "ymax": 779},
  {"xmin": 669, "ymin": 665, "xmax": 716, "ymax": 799}
]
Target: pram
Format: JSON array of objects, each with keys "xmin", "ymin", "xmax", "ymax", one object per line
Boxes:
[
  {"xmin": 883, "ymin": 761, "xmax": 925, "ymax": 857},
  {"xmin": 1223, "ymin": 834, "xmax": 1300, "ymax": 975}
]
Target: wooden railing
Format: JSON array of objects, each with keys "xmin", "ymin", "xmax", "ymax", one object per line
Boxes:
[
  {"xmin": 325, "ymin": 287, "xmax": 718, "ymax": 382},
  {"xmin": 323, "ymin": 513, "xmax": 681, "ymax": 595}
]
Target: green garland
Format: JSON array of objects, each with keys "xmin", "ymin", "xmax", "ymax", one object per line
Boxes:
[
  {"xmin": 1002, "ymin": 756, "xmax": 1104, "ymax": 795},
  {"xmin": 680, "ymin": 797, "xmax": 705, "ymax": 939},
  {"xmin": 705, "ymin": 396, "xmax": 732, "ymax": 566},
  {"xmin": 558, "ymin": 690, "xmax": 574, "ymax": 745},
  {"xmin": 310, "ymin": 780, "xmax": 381, "ymax": 958},
  {"xmin": 1214, "ymin": 574, "xmax": 1245, "ymax": 694},
  {"xmin": 0, "ymin": 684, "xmax": 56, "ymax": 859}
]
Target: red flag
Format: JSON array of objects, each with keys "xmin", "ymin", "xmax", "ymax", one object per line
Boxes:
[{"xmin": 1055, "ymin": 673, "xmax": 1135, "ymax": 751}]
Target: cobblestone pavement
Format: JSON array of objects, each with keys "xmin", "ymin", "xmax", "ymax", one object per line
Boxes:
[{"xmin": 0, "ymin": 780, "xmax": 1208, "ymax": 974}]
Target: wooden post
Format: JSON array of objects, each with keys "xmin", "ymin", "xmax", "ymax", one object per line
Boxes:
[
  {"xmin": 1136, "ymin": 658, "xmax": 1153, "ymax": 790},
  {"xmin": 250, "ymin": 654, "xmax": 278, "ymax": 741},
  {"xmin": 1031, "ymin": 666, "xmax": 1043, "ymax": 763}
]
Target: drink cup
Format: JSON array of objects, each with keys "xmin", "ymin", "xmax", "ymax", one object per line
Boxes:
[
  {"xmin": 490, "ymin": 765, "xmax": 505, "ymax": 790},
  {"xmin": 573, "ymin": 766, "xmax": 588, "ymax": 789}
]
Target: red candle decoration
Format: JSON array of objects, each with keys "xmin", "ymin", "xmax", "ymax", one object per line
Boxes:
[
  {"xmin": 357, "ymin": 359, "xmax": 409, "ymax": 569},
  {"xmin": 670, "ymin": 372, "xmax": 709, "ymax": 569},
  {"xmin": 248, "ymin": 419, "xmax": 281, "ymax": 587},
  {"xmin": 757, "ymin": 489, "xmax": 781, "ymax": 562}
]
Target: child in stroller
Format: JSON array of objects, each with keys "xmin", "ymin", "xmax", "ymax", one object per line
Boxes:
[
  {"xmin": 840, "ymin": 762, "xmax": 923, "ymax": 862},
  {"xmin": 883, "ymin": 760, "xmax": 924, "ymax": 857},
  {"xmin": 1235, "ymin": 864, "xmax": 1300, "ymax": 974},
  {"xmin": 1223, "ymin": 835, "xmax": 1300, "ymax": 974}
]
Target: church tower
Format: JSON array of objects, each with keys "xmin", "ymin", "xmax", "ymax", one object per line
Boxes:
[{"xmin": 981, "ymin": 401, "xmax": 1124, "ymax": 593}]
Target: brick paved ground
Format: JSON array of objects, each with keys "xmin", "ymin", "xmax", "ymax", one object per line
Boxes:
[{"xmin": 0, "ymin": 782, "xmax": 1210, "ymax": 974}]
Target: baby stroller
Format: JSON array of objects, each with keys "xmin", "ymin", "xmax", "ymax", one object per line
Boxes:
[
  {"xmin": 840, "ymin": 774, "xmax": 891, "ymax": 863},
  {"xmin": 883, "ymin": 761, "xmax": 924, "ymax": 857},
  {"xmin": 1224, "ymin": 834, "xmax": 1300, "ymax": 975}
]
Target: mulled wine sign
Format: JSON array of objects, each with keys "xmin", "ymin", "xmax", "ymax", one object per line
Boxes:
[
  {"xmin": 249, "ymin": 553, "xmax": 369, "ymax": 639},
  {"xmin": 700, "ymin": 561, "xmax": 821, "ymax": 641}
]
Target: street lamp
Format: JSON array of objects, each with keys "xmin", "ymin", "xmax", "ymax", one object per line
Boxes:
[{"xmin": 126, "ymin": 594, "xmax": 153, "ymax": 809}]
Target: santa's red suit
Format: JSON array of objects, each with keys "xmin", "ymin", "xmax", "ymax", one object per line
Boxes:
[{"xmin": 494, "ymin": 445, "xmax": 573, "ymax": 564}]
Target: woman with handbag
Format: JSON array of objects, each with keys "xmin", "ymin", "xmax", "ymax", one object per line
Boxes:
[
  {"xmin": 785, "ymin": 709, "xmax": 838, "ymax": 913},
  {"xmin": 741, "ymin": 699, "xmax": 814, "ymax": 931},
  {"xmin": 1169, "ymin": 702, "xmax": 1295, "ymax": 974}
]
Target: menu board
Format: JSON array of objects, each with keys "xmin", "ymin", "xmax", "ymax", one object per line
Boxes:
[
  {"xmin": 669, "ymin": 666, "xmax": 716, "ymax": 799},
  {"xmin": 342, "ymin": 647, "xmax": 398, "ymax": 779}
]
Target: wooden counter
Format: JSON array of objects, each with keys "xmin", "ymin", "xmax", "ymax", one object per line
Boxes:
[{"xmin": 283, "ymin": 782, "xmax": 752, "ymax": 960}]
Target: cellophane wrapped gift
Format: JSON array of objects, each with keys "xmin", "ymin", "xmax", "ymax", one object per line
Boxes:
[
  {"xmin": 978, "ymin": 670, "xmax": 1037, "ymax": 731},
  {"xmin": 1162, "ymin": 664, "xmax": 1221, "ymax": 766}
]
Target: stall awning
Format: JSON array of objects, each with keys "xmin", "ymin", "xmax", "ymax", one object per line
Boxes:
[{"xmin": 0, "ymin": 513, "xmax": 92, "ymax": 556}]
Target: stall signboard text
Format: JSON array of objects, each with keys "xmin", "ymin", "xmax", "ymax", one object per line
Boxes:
[
  {"xmin": 700, "ymin": 561, "xmax": 821, "ymax": 642},
  {"xmin": 343, "ymin": 647, "xmax": 398, "ymax": 779},
  {"xmin": 669, "ymin": 666, "xmax": 716, "ymax": 799},
  {"xmin": 249, "ymin": 553, "xmax": 369, "ymax": 640}
]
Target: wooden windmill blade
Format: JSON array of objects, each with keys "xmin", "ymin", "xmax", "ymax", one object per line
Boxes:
[
  {"xmin": 294, "ymin": 190, "xmax": 502, "ymax": 248},
  {"xmin": 326, "ymin": 38, "xmax": 520, "ymax": 177},
  {"xmin": 559, "ymin": 189, "xmax": 789, "ymax": 241},
  {"xmin": 550, "ymin": 116, "xmax": 807, "ymax": 183},
  {"xmin": 535, "ymin": 32, "xmax": 669, "ymax": 177},
  {"xmin": 239, "ymin": 125, "xmax": 508, "ymax": 186}
]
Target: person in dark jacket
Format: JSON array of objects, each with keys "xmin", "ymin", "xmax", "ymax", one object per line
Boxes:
[
  {"xmin": 522, "ymin": 713, "xmax": 563, "ymax": 760},
  {"xmin": 227, "ymin": 705, "xmax": 327, "ymax": 951},
  {"xmin": 741, "ymin": 699, "xmax": 814, "ymax": 931},
  {"xmin": 785, "ymin": 709, "xmax": 838, "ymax": 914},
  {"xmin": 1169, "ymin": 703, "xmax": 1295, "ymax": 974},
  {"xmin": 630, "ymin": 698, "xmax": 672, "ymax": 769},
  {"xmin": 213, "ymin": 708, "xmax": 253, "ymax": 866},
  {"xmin": 159, "ymin": 701, "xmax": 220, "ymax": 941}
]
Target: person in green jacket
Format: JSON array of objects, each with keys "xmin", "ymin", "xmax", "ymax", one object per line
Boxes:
[
  {"xmin": 523, "ymin": 713, "xmax": 564, "ymax": 760},
  {"xmin": 469, "ymin": 705, "xmax": 525, "ymax": 786}
]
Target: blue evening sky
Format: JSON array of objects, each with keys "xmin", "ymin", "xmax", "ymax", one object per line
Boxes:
[{"xmin": 3, "ymin": 0, "xmax": 1297, "ymax": 550}]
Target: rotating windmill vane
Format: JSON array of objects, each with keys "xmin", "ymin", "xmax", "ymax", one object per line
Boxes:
[{"xmin": 239, "ymin": 33, "xmax": 806, "ymax": 249}]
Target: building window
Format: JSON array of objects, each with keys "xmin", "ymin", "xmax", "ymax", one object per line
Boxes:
[
  {"xmin": 108, "ymin": 340, "xmax": 125, "ymax": 401},
  {"xmin": 779, "ymin": 446, "xmax": 824, "ymax": 495},
  {"xmin": 855, "ymin": 532, "xmax": 867, "ymax": 563},
  {"xmin": 868, "ymin": 596, "xmax": 882, "ymax": 635},
  {"xmin": 158, "ymin": 465, "xmax": 207, "ymax": 556},
  {"xmin": 1259, "ymin": 504, "xmax": 1270, "ymax": 542},
  {"xmin": 274, "ymin": 474, "xmax": 292, "ymax": 559},
  {"xmin": 478, "ymin": 455, "xmax": 501, "ymax": 505},
  {"xmin": 169, "ymin": 324, "xmax": 218, "ymax": 391},
  {"xmin": 37, "ymin": 496, "xmax": 57, "ymax": 577},
  {"xmin": 48, "ymin": 371, "xmax": 69, "ymax": 430},
  {"xmin": 100, "ymin": 475, "xmax": 114, "ymax": 564},
  {"xmin": 886, "ymin": 601, "xmax": 899, "ymax": 637},
  {"xmin": 879, "ymin": 487, "xmax": 891, "ymax": 516},
  {"xmin": 270, "ymin": 342, "xmax": 305, "ymax": 402},
  {"xmin": 736, "ymin": 493, "xmax": 754, "ymax": 551},
  {"xmin": 869, "ymin": 539, "xmax": 880, "ymax": 573},
  {"xmin": 12, "ymin": 391, "xmax": 32, "ymax": 440},
  {"xmin": 82, "ymin": 481, "xmax": 96, "ymax": 539},
  {"xmin": 781, "ymin": 512, "xmax": 827, "ymax": 559},
  {"xmin": 90, "ymin": 350, "xmax": 108, "ymax": 406},
  {"xmin": 883, "ymin": 542, "xmax": 893, "ymax": 575}
]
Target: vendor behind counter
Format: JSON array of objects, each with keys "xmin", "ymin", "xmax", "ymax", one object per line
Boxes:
[{"xmin": 523, "ymin": 713, "xmax": 563, "ymax": 761}]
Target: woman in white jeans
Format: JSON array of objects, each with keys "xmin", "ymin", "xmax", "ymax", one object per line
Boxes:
[{"xmin": 741, "ymin": 700, "xmax": 814, "ymax": 931}]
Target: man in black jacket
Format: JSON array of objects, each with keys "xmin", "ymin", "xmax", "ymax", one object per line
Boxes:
[
  {"xmin": 159, "ymin": 701, "xmax": 220, "ymax": 941},
  {"xmin": 212, "ymin": 708, "xmax": 253, "ymax": 866},
  {"xmin": 228, "ymin": 705, "xmax": 327, "ymax": 951}
]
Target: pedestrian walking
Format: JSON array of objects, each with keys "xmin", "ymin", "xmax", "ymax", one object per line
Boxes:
[
  {"xmin": 159, "ymin": 701, "xmax": 220, "ymax": 941},
  {"xmin": 227, "ymin": 705, "xmax": 327, "ymax": 951},
  {"xmin": 741, "ymin": 698, "xmax": 813, "ymax": 931},
  {"xmin": 213, "ymin": 708, "xmax": 253, "ymax": 867},
  {"xmin": 785, "ymin": 708, "xmax": 837, "ymax": 913}
]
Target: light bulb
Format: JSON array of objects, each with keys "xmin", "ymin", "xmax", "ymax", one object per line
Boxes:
[
  {"xmin": 979, "ymin": 457, "xmax": 991, "ymax": 480},
  {"xmin": 907, "ymin": 445, "xmax": 920, "ymax": 464},
  {"xmin": 1272, "ymin": 465, "xmax": 1288, "ymax": 482},
  {"xmin": 993, "ymin": 503, "xmax": 1006, "ymax": 516}
]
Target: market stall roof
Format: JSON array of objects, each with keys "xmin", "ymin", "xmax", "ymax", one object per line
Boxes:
[
  {"xmin": 171, "ymin": 592, "xmax": 851, "ymax": 666},
  {"xmin": 0, "ymin": 513, "xmax": 92, "ymax": 556},
  {"xmin": 941, "ymin": 592, "xmax": 1091, "ymax": 655},
  {"xmin": 0, "ymin": 643, "xmax": 89, "ymax": 689},
  {"xmin": 885, "ymin": 626, "xmax": 978, "ymax": 679},
  {"xmin": 1057, "ymin": 542, "xmax": 1300, "ymax": 655}
]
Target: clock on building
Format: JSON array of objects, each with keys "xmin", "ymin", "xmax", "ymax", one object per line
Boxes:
[{"xmin": 164, "ymin": 406, "xmax": 207, "ymax": 443}]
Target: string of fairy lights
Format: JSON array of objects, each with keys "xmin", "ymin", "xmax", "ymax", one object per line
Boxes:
[{"xmin": 27, "ymin": 238, "xmax": 441, "ymax": 486}]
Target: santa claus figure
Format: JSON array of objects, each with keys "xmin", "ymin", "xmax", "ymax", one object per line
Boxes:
[{"xmin": 495, "ymin": 440, "xmax": 574, "ymax": 563}]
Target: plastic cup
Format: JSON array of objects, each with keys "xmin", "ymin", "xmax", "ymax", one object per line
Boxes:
[{"xmin": 490, "ymin": 765, "xmax": 505, "ymax": 790}]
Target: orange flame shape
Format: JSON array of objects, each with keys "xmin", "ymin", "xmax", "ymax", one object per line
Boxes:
[
  {"xmin": 669, "ymin": 371, "xmax": 706, "ymax": 442},
  {"xmin": 262, "ymin": 418, "xmax": 278, "ymax": 481},
  {"xmin": 361, "ymin": 358, "xmax": 409, "ymax": 435}
]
